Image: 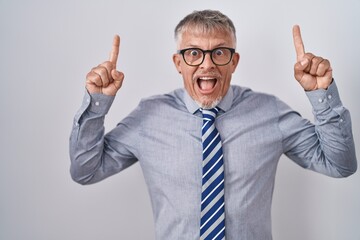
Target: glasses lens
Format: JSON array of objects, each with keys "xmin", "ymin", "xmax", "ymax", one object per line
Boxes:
[
  {"xmin": 183, "ymin": 49, "xmax": 203, "ymax": 66},
  {"xmin": 212, "ymin": 48, "xmax": 232, "ymax": 65}
]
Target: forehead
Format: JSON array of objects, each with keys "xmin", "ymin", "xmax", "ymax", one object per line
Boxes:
[{"xmin": 178, "ymin": 29, "xmax": 235, "ymax": 49}]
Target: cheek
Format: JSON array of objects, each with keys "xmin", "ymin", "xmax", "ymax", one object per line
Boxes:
[
  {"xmin": 182, "ymin": 68, "xmax": 196, "ymax": 84},
  {"xmin": 218, "ymin": 72, "xmax": 232, "ymax": 93},
  {"xmin": 182, "ymin": 72, "xmax": 195, "ymax": 90},
  {"xmin": 219, "ymin": 69, "xmax": 232, "ymax": 85}
]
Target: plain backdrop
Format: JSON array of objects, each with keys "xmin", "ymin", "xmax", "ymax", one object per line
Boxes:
[{"xmin": 1, "ymin": 0, "xmax": 359, "ymax": 239}]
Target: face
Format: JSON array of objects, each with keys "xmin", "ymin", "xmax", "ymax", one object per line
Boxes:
[{"xmin": 173, "ymin": 30, "xmax": 240, "ymax": 109}]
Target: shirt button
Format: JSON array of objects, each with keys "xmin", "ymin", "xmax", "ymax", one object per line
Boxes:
[
  {"xmin": 327, "ymin": 95, "xmax": 332, "ymax": 99},
  {"xmin": 340, "ymin": 118, "xmax": 344, "ymax": 123},
  {"xmin": 318, "ymin": 98, "xmax": 323, "ymax": 103},
  {"xmin": 95, "ymin": 101, "xmax": 100, "ymax": 106}
]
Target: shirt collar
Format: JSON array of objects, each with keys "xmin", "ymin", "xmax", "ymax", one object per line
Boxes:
[{"xmin": 183, "ymin": 86, "xmax": 234, "ymax": 114}]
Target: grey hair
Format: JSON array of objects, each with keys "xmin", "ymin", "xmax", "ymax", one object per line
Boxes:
[{"xmin": 174, "ymin": 10, "xmax": 236, "ymax": 47}]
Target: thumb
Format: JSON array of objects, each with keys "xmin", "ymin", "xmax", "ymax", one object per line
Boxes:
[
  {"xmin": 295, "ymin": 58, "xmax": 309, "ymax": 71},
  {"xmin": 111, "ymin": 69, "xmax": 124, "ymax": 89},
  {"xmin": 294, "ymin": 58, "xmax": 309, "ymax": 82}
]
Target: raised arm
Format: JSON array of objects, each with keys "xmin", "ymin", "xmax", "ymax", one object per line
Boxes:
[
  {"xmin": 282, "ymin": 26, "xmax": 357, "ymax": 177},
  {"xmin": 69, "ymin": 36, "xmax": 138, "ymax": 185}
]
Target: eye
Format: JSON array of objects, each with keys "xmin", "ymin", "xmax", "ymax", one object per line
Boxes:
[
  {"xmin": 214, "ymin": 49, "xmax": 224, "ymax": 56},
  {"xmin": 190, "ymin": 49, "xmax": 200, "ymax": 56}
]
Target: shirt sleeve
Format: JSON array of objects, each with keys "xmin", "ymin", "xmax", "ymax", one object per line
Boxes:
[
  {"xmin": 278, "ymin": 80, "xmax": 357, "ymax": 177},
  {"xmin": 69, "ymin": 90, "xmax": 139, "ymax": 184}
]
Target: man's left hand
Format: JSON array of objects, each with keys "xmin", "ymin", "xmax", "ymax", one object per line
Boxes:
[{"xmin": 293, "ymin": 25, "xmax": 333, "ymax": 91}]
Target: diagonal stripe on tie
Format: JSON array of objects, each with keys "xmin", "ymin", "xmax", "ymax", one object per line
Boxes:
[
  {"xmin": 203, "ymin": 151, "xmax": 223, "ymax": 181},
  {"xmin": 201, "ymin": 172, "xmax": 224, "ymax": 203},
  {"xmin": 202, "ymin": 126, "xmax": 217, "ymax": 146},
  {"xmin": 200, "ymin": 108, "xmax": 225, "ymax": 240},
  {"xmin": 201, "ymin": 195, "xmax": 225, "ymax": 227},
  {"xmin": 202, "ymin": 154, "xmax": 224, "ymax": 184},
  {"xmin": 200, "ymin": 202, "xmax": 225, "ymax": 237},
  {"xmin": 203, "ymin": 134, "xmax": 221, "ymax": 159},
  {"xmin": 202, "ymin": 158, "xmax": 224, "ymax": 192},
  {"xmin": 202, "ymin": 218, "xmax": 225, "ymax": 240},
  {"xmin": 203, "ymin": 142, "xmax": 222, "ymax": 167}
]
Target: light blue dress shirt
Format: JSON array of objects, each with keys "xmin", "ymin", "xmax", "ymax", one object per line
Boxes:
[{"xmin": 70, "ymin": 82, "xmax": 357, "ymax": 239}]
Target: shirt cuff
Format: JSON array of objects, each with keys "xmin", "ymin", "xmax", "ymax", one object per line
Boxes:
[
  {"xmin": 87, "ymin": 92, "xmax": 115, "ymax": 115},
  {"xmin": 305, "ymin": 80, "xmax": 343, "ymax": 113},
  {"xmin": 73, "ymin": 90, "xmax": 115, "ymax": 125}
]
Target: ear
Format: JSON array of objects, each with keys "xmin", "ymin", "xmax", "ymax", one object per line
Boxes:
[
  {"xmin": 173, "ymin": 53, "xmax": 182, "ymax": 73},
  {"xmin": 230, "ymin": 52, "xmax": 240, "ymax": 73}
]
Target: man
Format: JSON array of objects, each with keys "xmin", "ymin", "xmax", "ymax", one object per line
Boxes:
[{"xmin": 70, "ymin": 10, "xmax": 357, "ymax": 240}]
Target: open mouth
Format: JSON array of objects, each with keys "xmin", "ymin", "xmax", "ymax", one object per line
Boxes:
[{"xmin": 197, "ymin": 76, "xmax": 218, "ymax": 94}]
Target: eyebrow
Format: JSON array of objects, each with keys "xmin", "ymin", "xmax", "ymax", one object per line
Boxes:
[{"xmin": 186, "ymin": 42, "xmax": 228, "ymax": 49}]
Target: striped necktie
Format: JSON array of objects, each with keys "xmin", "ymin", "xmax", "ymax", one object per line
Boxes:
[{"xmin": 200, "ymin": 107, "xmax": 226, "ymax": 240}]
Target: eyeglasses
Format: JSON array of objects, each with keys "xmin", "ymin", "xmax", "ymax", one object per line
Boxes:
[{"xmin": 177, "ymin": 47, "xmax": 235, "ymax": 66}]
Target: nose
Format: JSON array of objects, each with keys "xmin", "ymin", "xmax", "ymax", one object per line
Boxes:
[{"xmin": 200, "ymin": 52, "xmax": 215, "ymax": 69}]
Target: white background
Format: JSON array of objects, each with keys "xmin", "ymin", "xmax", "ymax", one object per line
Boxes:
[{"xmin": 1, "ymin": 0, "xmax": 359, "ymax": 239}]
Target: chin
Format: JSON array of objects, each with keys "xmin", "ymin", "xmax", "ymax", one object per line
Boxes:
[{"xmin": 196, "ymin": 97, "xmax": 222, "ymax": 110}]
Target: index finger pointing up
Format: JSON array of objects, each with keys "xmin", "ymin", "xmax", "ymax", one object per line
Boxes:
[
  {"xmin": 109, "ymin": 35, "xmax": 120, "ymax": 65},
  {"xmin": 292, "ymin": 25, "xmax": 305, "ymax": 61}
]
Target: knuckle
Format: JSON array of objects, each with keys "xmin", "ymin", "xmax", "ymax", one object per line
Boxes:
[
  {"xmin": 105, "ymin": 61, "xmax": 114, "ymax": 68},
  {"xmin": 96, "ymin": 67, "xmax": 109, "ymax": 81},
  {"xmin": 86, "ymin": 71, "xmax": 93, "ymax": 79},
  {"xmin": 97, "ymin": 66, "xmax": 106, "ymax": 75},
  {"xmin": 304, "ymin": 53, "xmax": 314, "ymax": 59},
  {"xmin": 93, "ymin": 74, "xmax": 101, "ymax": 83},
  {"xmin": 318, "ymin": 59, "xmax": 330, "ymax": 69},
  {"xmin": 86, "ymin": 71, "xmax": 102, "ymax": 86},
  {"xmin": 88, "ymin": 72, "xmax": 96, "ymax": 81},
  {"xmin": 101, "ymin": 63, "xmax": 113, "ymax": 77},
  {"xmin": 314, "ymin": 57, "xmax": 324, "ymax": 65},
  {"xmin": 101, "ymin": 61, "xmax": 114, "ymax": 70},
  {"xmin": 322, "ymin": 59, "xmax": 330, "ymax": 66}
]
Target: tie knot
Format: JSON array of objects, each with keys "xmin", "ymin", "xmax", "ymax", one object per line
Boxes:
[{"xmin": 201, "ymin": 107, "xmax": 219, "ymax": 122}]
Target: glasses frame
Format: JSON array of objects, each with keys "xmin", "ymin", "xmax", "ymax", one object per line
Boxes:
[{"xmin": 177, "ymin": 47, "xmax": 236, "ymax": 66}]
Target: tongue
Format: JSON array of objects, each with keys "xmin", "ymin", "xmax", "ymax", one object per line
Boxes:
[{"xmin": 199, "ymin": 79, "xmax": 216, "ymax": 91}]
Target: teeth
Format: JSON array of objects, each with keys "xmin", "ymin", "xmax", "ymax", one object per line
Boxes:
[
  {"xmin": 199, "ymin": 77, "xmax": 216, "ymax": 80},
  {"xmin": 198, "ymin": 77, "xmax": 216, "ymax": 91}
]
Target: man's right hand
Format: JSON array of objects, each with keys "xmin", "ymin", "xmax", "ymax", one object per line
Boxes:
[{"xmin": 86, "ymin": 35, "xmax": 124, "ymax": 96}]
